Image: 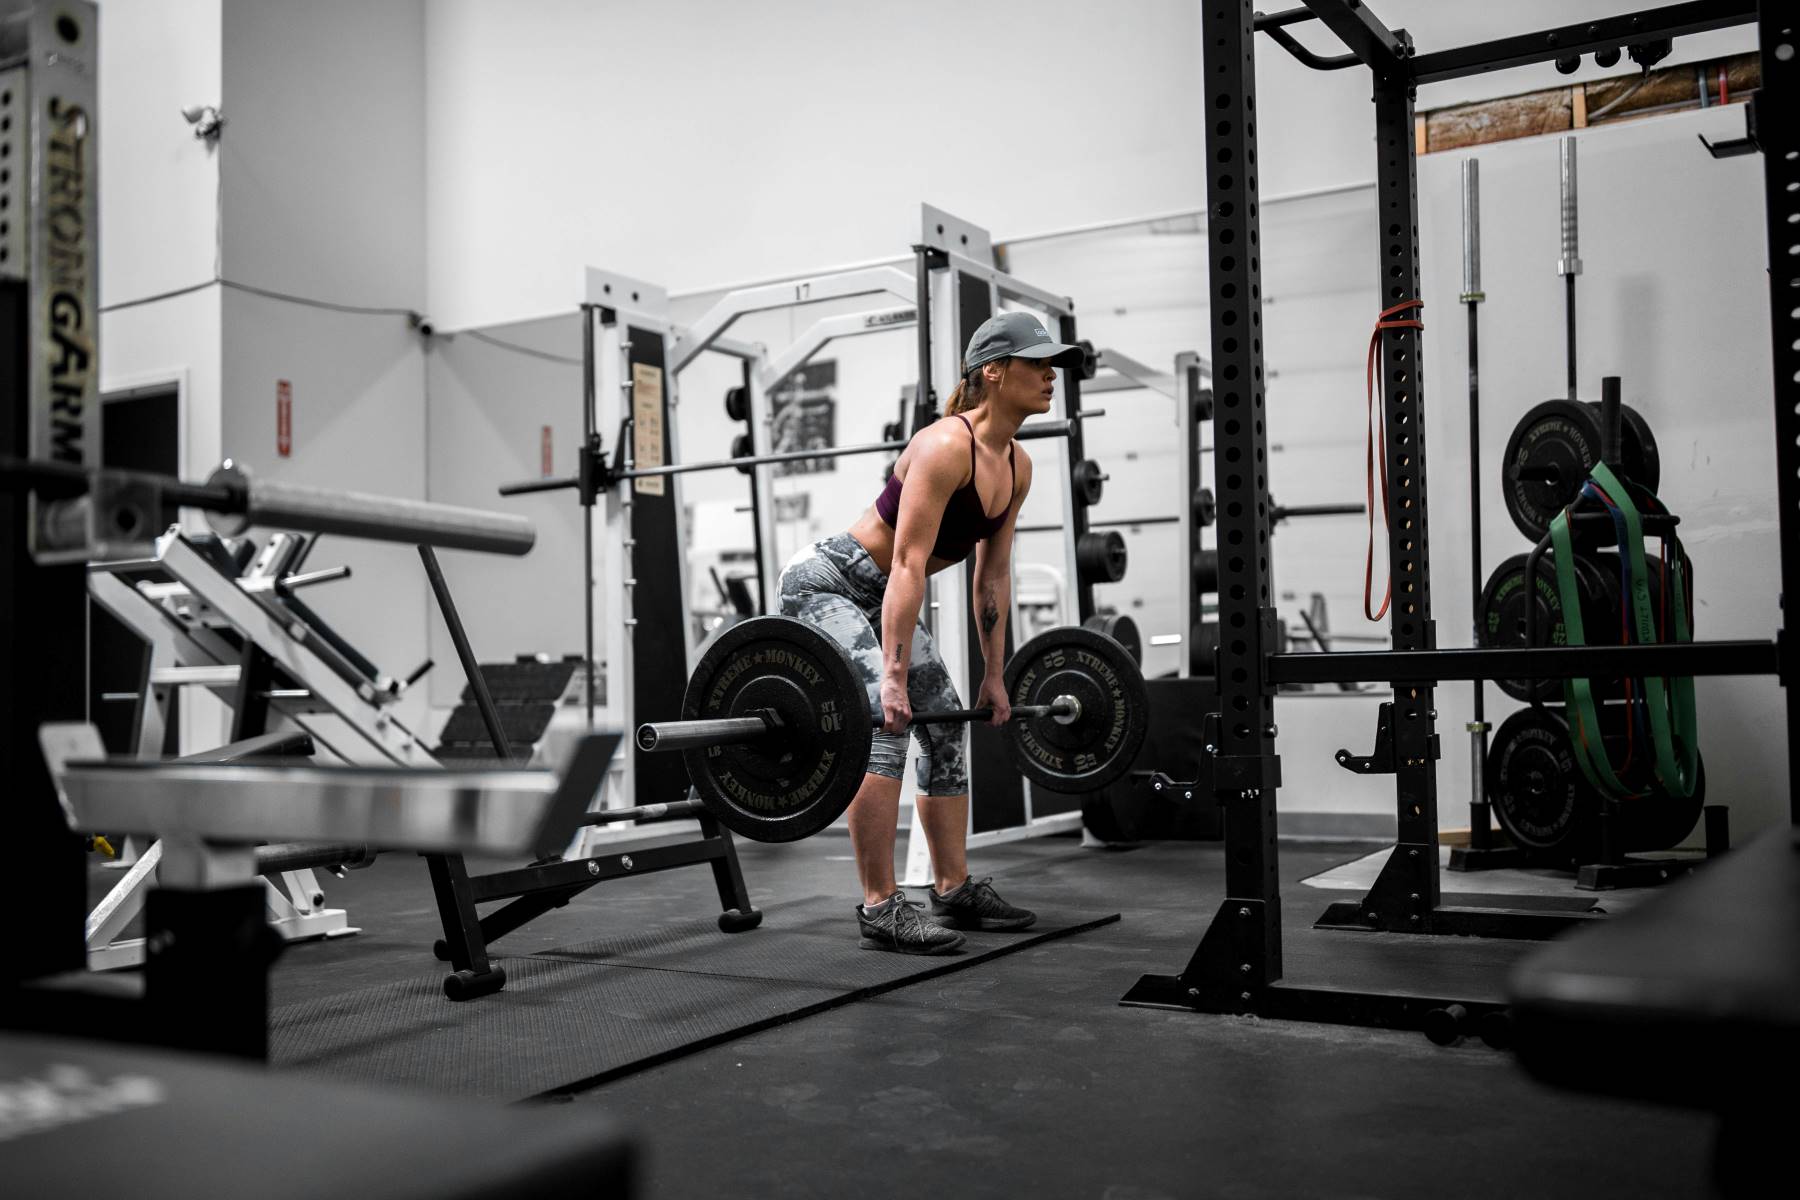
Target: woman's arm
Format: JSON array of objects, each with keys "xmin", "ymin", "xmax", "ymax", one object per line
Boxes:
[
  {"xmin": 879, "ymin": 426, "xmax": 968, "ymax": 729},
  {"xmin": 970, "ymin": 447, "xmax": 1033, "ymax": 723}
]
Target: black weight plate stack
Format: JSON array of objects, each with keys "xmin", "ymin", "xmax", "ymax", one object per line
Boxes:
[
  {"xmin": 731, "ymin": 432, "xmax": 754, "ymax": 474},
  {"xmin": 1488, "ymin": 705, "xmax": 1706, "ymax": 865},
  {"xmin": 679, "ymin": 616, "xmax": 871, "ymax": 843},
  {"xmin": 1076, "ymin": 529, "xmax": 1128, "ymax": 584},
  {"xmin": 1486, "ymin": 706, "xmax": 1590, "ymax": 862},
  {"xmin": 1503, "ymin": 399, "xmax": 1603, "ymax": 540},
  {"xmin": 1477, "ymin": 551, "xmax": 1621, "ymax": 701},
  {"xmin": 1083, "ymin": 612, "xmax": 1142, "ymax": 665},
  {"xmin": 1003, "ymin": 626, "xmax": 1148, "ymax": 793}
]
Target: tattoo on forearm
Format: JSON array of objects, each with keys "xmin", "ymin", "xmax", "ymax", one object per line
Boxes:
[
  {"xmin": 981, "ymin": 601, "xmax": 999, "ymax": 638},
  {"xmin": 893, "ymin": 643, "xmax": 905, "ymax": 669}
]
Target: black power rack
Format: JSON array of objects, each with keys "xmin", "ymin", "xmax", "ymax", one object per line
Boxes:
[{"xmin": 1123, "ymin": 0, "xmax": 1788, "ymax": 1034}]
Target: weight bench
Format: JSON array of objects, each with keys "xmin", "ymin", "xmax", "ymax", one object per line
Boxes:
[{"xmin": 1508, "ymin": 826, "xmax": 1799, "ymax": 1194}]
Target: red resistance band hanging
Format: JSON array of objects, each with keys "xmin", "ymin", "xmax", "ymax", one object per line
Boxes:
[{"xmin": 1363, "ymin": 299, "xmax": 1423, "ymax": 621}]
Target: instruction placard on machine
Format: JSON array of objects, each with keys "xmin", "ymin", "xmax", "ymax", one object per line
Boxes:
[{"xmin": 633, "ymin": 364, "xmax": 666, "ymax": 496}]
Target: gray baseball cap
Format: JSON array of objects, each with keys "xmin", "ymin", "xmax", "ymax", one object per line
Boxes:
[{"xmin": 963, "ymin": 311, "xmax": 1085, "ymax": 373}]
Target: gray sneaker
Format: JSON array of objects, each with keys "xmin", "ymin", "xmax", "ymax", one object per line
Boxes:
[
  {"xmin": 856, "ymin": 892, "xmax": 967, "ymax": 955},
  {"xmin": 928, "ymin": 876, "xmax": 1037, "ymax": 931}
]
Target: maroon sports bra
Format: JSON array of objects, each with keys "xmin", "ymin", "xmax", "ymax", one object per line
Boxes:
[{"xmin": 873, "ymin": 415, "xmax": 1015, "ymax": 564}]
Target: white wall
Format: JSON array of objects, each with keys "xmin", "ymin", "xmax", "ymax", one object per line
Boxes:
[
  {"xmin": 422, "ymin": 314, "xmax": 588, "ymax": 708},
  {"xmin": 422, "ymin": 0, "xmax": 1209, "ymax": 329},
  {"xmin": 220, "ymin": 0, "xmax": 425, "ymax": 305},
  {"xmin": 211, "ymin": 1, "xmax": 433, "ymax": 736},
  {"xmin": 98, "ymin": 0, "xmax": 222, "ymax": 308},
  {"xmin": 219, "ymin": 292, "xmax": 432, "ymax": 730}
]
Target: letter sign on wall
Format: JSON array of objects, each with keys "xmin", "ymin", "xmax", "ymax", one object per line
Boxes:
[{"xmin": 276, "ymin": 380, "xmax": 292, "ymax": 457}]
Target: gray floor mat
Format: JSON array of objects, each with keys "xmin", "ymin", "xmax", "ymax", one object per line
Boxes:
[{"xmin": 270, "ymin": 899, "xmax": 1119, "ymax": 1101}]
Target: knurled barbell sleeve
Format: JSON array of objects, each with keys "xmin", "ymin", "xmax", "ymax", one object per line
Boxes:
[{"xmin": 636, "ymin": 714, "xmax": 779, "ymax": 752}]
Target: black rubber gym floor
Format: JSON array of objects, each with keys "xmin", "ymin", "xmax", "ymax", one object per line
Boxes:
[
  {"xmin": 271, "ymin": 894, "xmax": 1118, "ymax": 1101},
  {"xmin": 92, "ymin": 831, "xmax": 1717, "ymax": 1198}
]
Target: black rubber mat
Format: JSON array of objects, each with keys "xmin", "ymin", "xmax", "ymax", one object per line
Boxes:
[
  {"xmin": 534, "ymin": 901, "xmax": 1115, "ymax": 988},
  {"xmin": 270, "ymin": 897, "xmax": 1119, "ymax": 1102},
  {"xmin": 1438, "ymin": 891, "xmax": 1601, "ymax": 912},
  {"xmin": 1282, "ymin": 929, "xmax": 1530, "ymax": 1004}
]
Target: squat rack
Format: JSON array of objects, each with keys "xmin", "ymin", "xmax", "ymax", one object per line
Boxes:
[{"xmin": 1125, "ymin": 0, "xmax": 1786, "ymax": 1032}]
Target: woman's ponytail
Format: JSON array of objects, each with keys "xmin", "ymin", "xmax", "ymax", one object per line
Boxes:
[{"xmin": 943, "ymin": 358, "xmax": 1004, "ymax": 417}]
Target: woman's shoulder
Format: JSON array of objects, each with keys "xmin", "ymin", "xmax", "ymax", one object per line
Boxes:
[
  {"xmin": 912, "ymin": 415, "xmax": 974, "ymax": 457},
  {"xmin": 895, "ymin": 417, "xmax": 973, "ymax": 486}
]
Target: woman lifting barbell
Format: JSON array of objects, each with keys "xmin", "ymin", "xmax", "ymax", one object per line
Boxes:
[{"xmin": 778, "ymin": 312, "xmax": 1085, "ymax": 954}]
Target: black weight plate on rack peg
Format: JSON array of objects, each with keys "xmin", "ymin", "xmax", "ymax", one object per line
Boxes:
[
  {"xmin": 1192, "ymin": 486, "xmax": 1216, "ymax": 528},
  {"xmin": 1083, "ymin": 612, "xmax": 1142, "ymax": 665},
  {"xmin": 1502, "ymin": 399, "xmax": 1604, "ymax": 541},
  {"xmin": 1072, "ymin": 459, "xmax": 1106, "ymax": 507},
  {"xmin": 1477, "ymin": 551, "xmax": 1621, "ymax": 701},
  {"xmin": 731, "ymin": 432, "xmax": 755, "ymax": 475},
  {"xmin": 1076, "ymin": 529, "xmax": 1128, "ymax": 583},
  {"xmin": 724, "ymin": 386, "xmax": 750, "ymax": 423},
  {"xmin": 1077, "ymin": 339, "xmax": 1099, "ymax": 381},
  {"xmin": 1486, "ymin": 705, "xmax": 1591, "ymax": 862},
  {"xmin": 1003, "ymin": 626, "xmax": 1148, "ymax": 793},
  {"xmin": 1190, "ymin": 620, "xmax": 1220, "ymax": 675},
  {"xmin": 679, "ymin": 616, "xmax": 871, "ymax": 843}
]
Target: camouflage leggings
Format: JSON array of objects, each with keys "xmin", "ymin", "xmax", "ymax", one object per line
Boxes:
[{"xmin": 777, "ymin": 532, "xmax": 968, "ymax": 795}]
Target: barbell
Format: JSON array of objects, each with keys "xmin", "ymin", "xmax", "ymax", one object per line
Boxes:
[
  {"xmin": 636, "ymin": 694, "xmax": 1084, "ymax": 753},
  {"xmin": 634, "ymin": 616, "xmax": 1149, "ymax": 842},
  {"xmin": 500, "ymin": 412, "xmax": 1106, "ymax": 499}
]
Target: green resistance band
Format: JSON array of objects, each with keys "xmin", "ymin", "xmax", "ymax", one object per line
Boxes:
[{"xmin": 1548, "ymin": 461, "xmax": 1698, "ymax": 801}]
